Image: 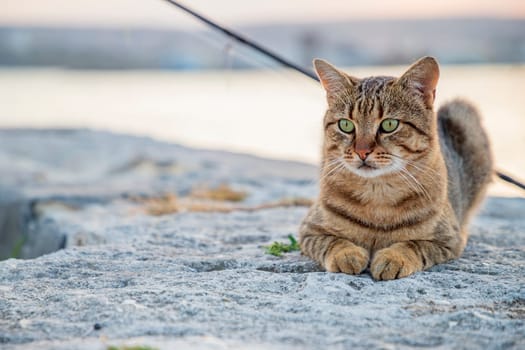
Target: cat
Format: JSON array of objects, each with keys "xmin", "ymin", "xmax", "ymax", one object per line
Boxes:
[{"xmin": 299, "ymin": 57, "xmax": 493, "ymax": 280}]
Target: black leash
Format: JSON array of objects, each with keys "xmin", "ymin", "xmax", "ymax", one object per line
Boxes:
[
  {"xmin": 162, "ymin": 0, "xmax": 525, "ymax": 193},
  {"xmin": 161, "ymin": 0, "xmax": 319, "ymax": 82},
  {"xmin": 496, "ymin": 170, "xmax": 525, "ymax": 191}
]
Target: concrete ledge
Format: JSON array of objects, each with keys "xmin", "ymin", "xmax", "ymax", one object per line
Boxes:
[{"xmin": 0, "ymin": 129, "xmax": 523, "ymax": 349}]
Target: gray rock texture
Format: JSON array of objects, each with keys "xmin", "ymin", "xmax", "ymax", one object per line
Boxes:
[
  {"xmin": 0, "ymin": 129, "xmax": 524, "ymax": 349},
  {"xmin": 0, "ymin": 129, "xmax": 316, "ymax": 259}
]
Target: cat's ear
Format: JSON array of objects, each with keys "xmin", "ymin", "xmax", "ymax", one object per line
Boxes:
[
  {"xmin": 313, "ymin": 59, "xmax": 356, "ymax": 101},
  {"xmin": 397, "ymin": 56, "xmax": 439, "ymax": 108}
]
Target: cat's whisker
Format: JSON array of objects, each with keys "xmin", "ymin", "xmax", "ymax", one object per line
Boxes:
[
  {"xmin": 398, "ymin": 171, "xmax": 428, "ymax": 201},
  {"xmin": 390, "ymin": 154, "xmax": 441, "ymax": 187},
  {"xmin": 390, "ymin": 154, "xmax": 440, "ymax": 177},
  {"xmin": 415, "ymin": 165, "xmax": 454, "ymax": 186},
  {"xmin": 319, "ymin": 160, "xmax": 346, "ymax": 182},
  {"xmin": 402, "ymin": 165, "xmax": 440, "ymax": 187},
  {"xmin": 322, "ymin": 157, "xmax": 344, "ymax": 174},
  {"xmin": 399, "ymin": 167, "xmax": 432, "ymax": 201},
  {"xmin": 400, "ymin": 168, "xmax": 430, "ymax": 198},
  {"xmin": 397, "ymin": 170, "xmax": 424, "ymax": 199},
  {"xmin": 386, "ymin": 153, "xmax": 438, "ymax": 200},
  {"xmin": 406, "ymin": 164, "xmax": 442, "ymax": 189},
  {"xmin": 309, "ymin": 158, "xmax": 346, "ymax": 186},
  {"xmin": 404, "ymin": 160, "xmax": 441, "ymax": 178}
]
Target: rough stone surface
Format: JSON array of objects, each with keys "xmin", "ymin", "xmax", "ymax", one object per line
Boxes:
[
  {"xmin": 0, "ymin": 129, "xmax": 316, "ymax": 259},
  {"xmin": 0, "ymin": 129, "xmax": 524, "ymax": 349}
]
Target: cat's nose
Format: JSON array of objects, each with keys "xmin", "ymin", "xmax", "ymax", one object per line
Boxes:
[{"xmin": 356, "ymin": 148, "xmax": 372, "ymax": 161}]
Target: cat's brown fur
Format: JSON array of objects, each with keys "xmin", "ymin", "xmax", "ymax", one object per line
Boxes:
[{"xmin": 299, "ymin": 57, "xmax": 493, "ymax": 280}]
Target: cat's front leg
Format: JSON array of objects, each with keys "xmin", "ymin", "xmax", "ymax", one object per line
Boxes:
[
  {"xmin": 300, "ymin": 233, "xmax": 369, "ymax": 274},
  {"xmin": 370, "ymin": 240, "xmax": 458, "ymax": 280},
  {"xmin": 325, "ymin": 240, "xmax": 370, "ymax": 274}
]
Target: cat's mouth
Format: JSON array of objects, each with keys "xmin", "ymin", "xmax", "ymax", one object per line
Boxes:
[
  {"xmin": 341, "ymin": 156, "xmax": 403, "ymax": 179},
  {"xmin": 357, "ymin": 163, "xmax": 377, "ymax": 170},
  {"xmin": 346, "ymin": 159, "xmax": 400, "ymax": 179}
]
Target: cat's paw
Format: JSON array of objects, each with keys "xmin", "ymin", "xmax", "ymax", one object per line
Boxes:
[
  {"xmin": 370, "ymin": 245, "xmax": 423, "ymax": 280},
  {"xmin": 325, "ymin": 244, "xmax": 369, "ymax": 274}
]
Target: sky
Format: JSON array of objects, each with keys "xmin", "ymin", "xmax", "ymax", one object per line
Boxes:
[{"xmin": 2, "ymin": 0, "xmax": 525, "ymax": 28}]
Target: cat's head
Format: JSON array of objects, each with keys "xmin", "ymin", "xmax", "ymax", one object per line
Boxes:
[{"xmin": 314, "ymin": 56, "xmax": 439, "ymax": 179}]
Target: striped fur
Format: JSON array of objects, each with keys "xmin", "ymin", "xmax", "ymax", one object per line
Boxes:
[{"xmin": 299, "ymin": 57, "xmax": 493, "ymax": 280}]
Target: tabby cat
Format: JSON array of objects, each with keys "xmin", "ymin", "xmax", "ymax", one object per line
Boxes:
[{"xmin": 299, "ymin": 57, "xmax": 493, "ymax": 280}]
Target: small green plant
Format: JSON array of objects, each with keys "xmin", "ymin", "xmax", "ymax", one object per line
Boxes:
[
  {"xmin": 10, "ymin": 236, "xmax": 26, "ymax": 259},
  {"xmin": 265, "ymin": 235, "xmax": 300, "ymax": 257},
  {"xmin": 107, "ymin": 345, "xmax": 158, "ymax": 350}
]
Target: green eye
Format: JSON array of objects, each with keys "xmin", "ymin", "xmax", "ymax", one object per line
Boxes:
[
  {"xmin": 380, "ymin": 119, "xmax": 399, "ymax": 133},
  {"xmin": 338, "ymin": 119, "xmax": 355, "ymax": 133}
]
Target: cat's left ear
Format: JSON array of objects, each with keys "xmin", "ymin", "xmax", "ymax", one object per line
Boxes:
[{"xmin": 397, "ymin": 56, "xmax": 440, "ymax": 108}]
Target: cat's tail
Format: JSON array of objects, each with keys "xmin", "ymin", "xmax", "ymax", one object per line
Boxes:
[{"xmin": 437, "ymin": 99, "xmax": 494, "ymax": 223}]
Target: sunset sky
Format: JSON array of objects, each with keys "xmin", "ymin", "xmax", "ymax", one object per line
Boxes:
[{"xmin": 3, "ymin": 0, "xmax": 525, "ymax": 28}]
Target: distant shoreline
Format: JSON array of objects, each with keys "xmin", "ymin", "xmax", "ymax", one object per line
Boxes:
[{"xmin": 1, "ymin": 18, "xmax": 524, "ymax": 69}]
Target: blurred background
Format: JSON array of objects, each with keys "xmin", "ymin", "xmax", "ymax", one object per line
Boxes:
[{"xmin": 1, "ymin": 0, "xmax": 524, "ymax": 196}]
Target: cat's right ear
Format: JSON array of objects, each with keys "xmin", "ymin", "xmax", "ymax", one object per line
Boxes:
[{"xmin": 313, "ymin": 59, "xmax": 355, "ymax": 101}]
